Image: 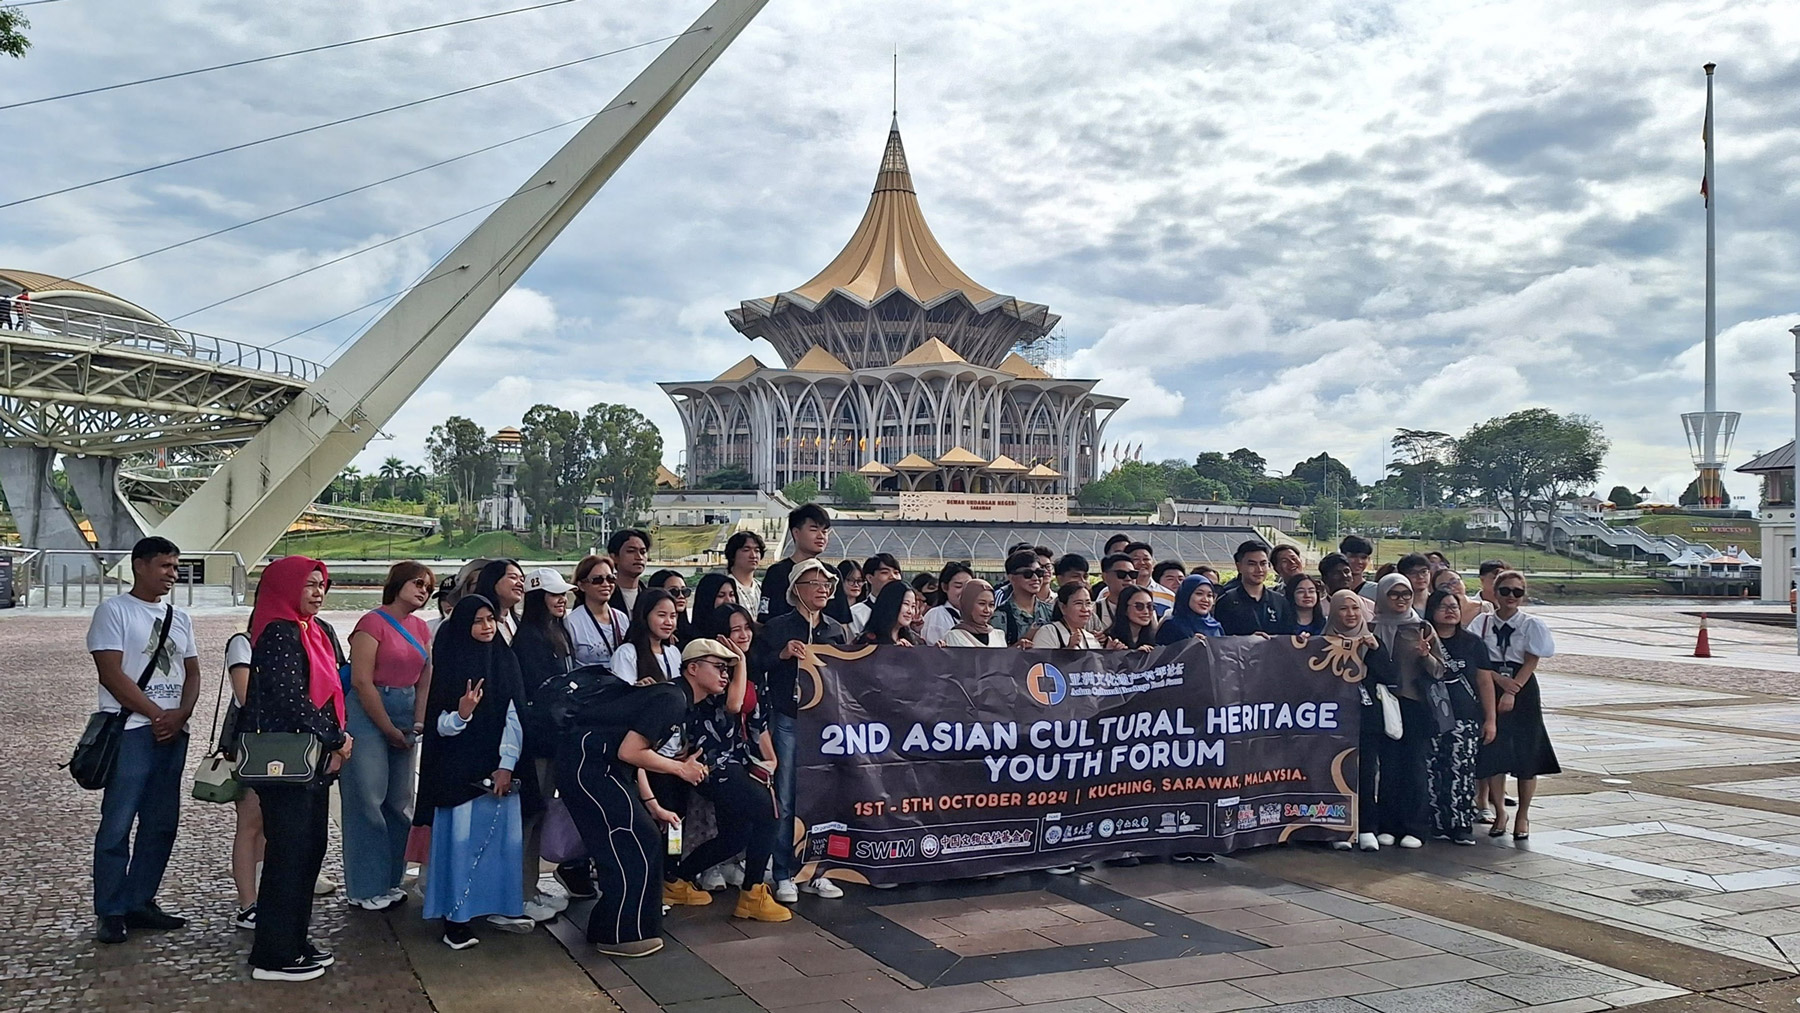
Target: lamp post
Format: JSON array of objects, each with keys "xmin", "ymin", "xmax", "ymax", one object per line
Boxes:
[{"xmin": 1790, "ymin": 323, "xmax": 1800, "ymax": 654}]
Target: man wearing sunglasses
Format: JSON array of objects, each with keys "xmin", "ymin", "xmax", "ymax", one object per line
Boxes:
[
  {"xmin": 1087, "ymin": 552, "xmax": 1139, "ymax": 634},
  {"xmin": 997, "ymin": 550, "xmax": 1055, "ymax": 646}
]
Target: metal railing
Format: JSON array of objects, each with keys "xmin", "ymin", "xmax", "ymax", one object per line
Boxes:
[
  {"xmin": 13, "ymin": 549, "xmax": 248, "ymax": 610},
  {"xmin": 2, "ymin": 300, "xmax": 323, "ymax": 383}
]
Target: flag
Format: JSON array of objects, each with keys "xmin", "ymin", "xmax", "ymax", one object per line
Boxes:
[
  {"xmin": 1133, "ymin": 442, "xmax": 1143, "ymax": 461},
  {"xmin": 1701, "ymin": 71, "xmax": 1712, "ymax": 207}
]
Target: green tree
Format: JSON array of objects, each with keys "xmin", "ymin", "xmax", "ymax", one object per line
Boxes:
[
  {"xmin": 583, "ymin": 404, "xmax": 662, "ymax": 525},
  {"xmin": 518, "ymin": 404, "xmax": 592, "ymax": 549},
  {"xmin": 832, "ymin": 472, "xmax": 872, "ymax": 508},
  {"xmin": 379, "ymin": 456, "xmax": 405, "ymax": 500},
  {"xmin": 1453, "ymin": 409, "xmax": 1608, "ymax": 546},
  {"xmin": 1389, "ymin": 429, "xmax": 1455, "ymax": 508},
  {"xmin": 782, "ymin": 477, "xmax": 819, "ymax": 505},
  {"xmin": 1287, "ymin": 453, "xmax": 1360, "ymax": 505},
  {"xmin": 698, "ymin": 465, "xmax": 755, "ymax": 490},
  {"xmin": 405, "ymin": 464, "xmax": 428, "ymax": 501},
  {"xmin": 1193, "ymin": 451, "xmax": 1260, "ymax": 500},
  {"xmin": 1607, "ymin": 484, "xmax": 1641, "ymax": 508},
  {"xmin": 1, "ymin": 7, "xmax": 31, "ymax": 59},
  {"xmin": 1247, "ymin": 477, "xmax": 1308, "ymax": 505},
  {"xmin": 426, "ymin": 416, "xmax": 497, "ymax": 527},
  {"xmin": 1301, "ymin": 497, "xmax": 1341, "ymax": 541}
]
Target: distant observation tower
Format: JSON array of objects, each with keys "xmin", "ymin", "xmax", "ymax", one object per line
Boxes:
[{"xmin": 1682, "ymin": 62, "xmax": 1739, "ymax": 508}]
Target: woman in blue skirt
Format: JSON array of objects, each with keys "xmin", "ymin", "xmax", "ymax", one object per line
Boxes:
[{"xmin": 417, "ymin": 595, "xmax": 536, "ymax": 948}]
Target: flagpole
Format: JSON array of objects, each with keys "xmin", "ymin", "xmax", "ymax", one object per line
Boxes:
[{"xmin": 1704, "ymin": 62, "xmax": 1717, "ymax": 436}]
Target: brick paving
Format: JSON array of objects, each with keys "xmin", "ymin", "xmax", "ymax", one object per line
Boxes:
[{"xmin": 17, "ymin": 601, "xmax": 1800, "ymax": 1011}]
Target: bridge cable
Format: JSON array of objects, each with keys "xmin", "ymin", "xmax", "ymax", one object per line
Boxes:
[
  {"xmin": 0, "ymin": 0, "xmax": 580, "ymax": 111},
  {"xmin": 70, "ymin": 111, "xmax": 591, "ymax": 279},
  {"xmin": 0, "ymin": 27, "xmax": 704, "ymax": 210},
  {"xmin": 165, "ymin": 181, "xmax": 553, "ymax": 324}
]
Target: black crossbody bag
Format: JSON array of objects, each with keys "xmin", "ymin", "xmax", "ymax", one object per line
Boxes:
[{"xmin": 64, "ymin": 604, "xmax": 174, "ymax": 790}]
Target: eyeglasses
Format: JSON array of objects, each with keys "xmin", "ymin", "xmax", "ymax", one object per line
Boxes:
[
  {"xmin": 1387, "ymin": 589, "xmax": 1413, "ymax": 599},
  {"xmin": 1010, "ymin": 568, "xmax": 1046, "ymax": 578},
  {"xmin": 665, "ymin": 587, "xmax": 691, "ymax": 598},
  {"xmin": 794, "ymin": 579, "xmax": 836, "ymax": 590},
  {"xmin": 1496, "ymin": 586, "xmax": 1526, "ymax": 598},
  {"xmin": 583, "ymin": 575, "xmax": 616, "ymax": 585},
  {"xmin": 1111, "ymin": 570, "xmax": 1138, "ymax": 581},
  {"xmin": 693, "ymin": 657, "xmax": 731, "ymax": 672},
  {"xmin": 1128, "ymin": 601, "xmax": 1155, "ymax": 612}
]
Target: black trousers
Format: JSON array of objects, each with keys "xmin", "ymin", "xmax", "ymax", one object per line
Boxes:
[
  {"xmin": 1377, "ymin": 699, "xmax": 1433, "ymax": 840},
  {"xmin": 560, "ymin": 731, "xmax": 661, "ymax": 945},
  {"xmin": 662, "ymin": 763, "xmax": 778, "ymax": 887},
  {"xmin": 1357, "ymin": 702, "xmax": 1382, "ymax": 833},
  {"xmin": 251, "ymin": 781, "xmax": 330, "ymax": 969}
]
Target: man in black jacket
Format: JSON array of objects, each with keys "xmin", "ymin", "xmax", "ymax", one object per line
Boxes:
[
  {"xmin": 752, "ymin": 557, "xmax": 847, "ymax": 904},
  {"xmin": 1214, "ymin": 540, "xmax": 1294, "ymax": 636}
]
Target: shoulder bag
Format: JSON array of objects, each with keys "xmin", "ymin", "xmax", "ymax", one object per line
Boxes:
[
  {"xmin": 1372, "ymin": 684, "xmax": 1405, "ymax": 740},
  {"xmin": 235, "ymin": 624, "xmax": 330, "ymax": 786},
  {"xmin": 191, "ymin": 642, "xmax": 247, "ymax": 803},
  {"xmin": 63, "ymin": 604, "xmax": 173, "ymax": 790}
]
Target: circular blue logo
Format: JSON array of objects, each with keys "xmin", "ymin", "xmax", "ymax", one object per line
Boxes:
[
  {"xmin": 1027, "ymin": 662, "xmax": 1067, "ymax": 705},
  {"xmin": 1044, "ymin": 824, "xmax": 1063, "ymax": 845},
  {"xmin": 1098, "ymin": 818, "xmax": 1116, "ymax": 838}
]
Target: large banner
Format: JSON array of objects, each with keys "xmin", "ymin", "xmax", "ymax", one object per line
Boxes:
[{"xmin": 795, "ymin": 636, "xmax": 1365, "ymax": 884}]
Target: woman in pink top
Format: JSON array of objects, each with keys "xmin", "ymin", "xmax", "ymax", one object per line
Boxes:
[{"xmin": 342, "ymin": 561, "xmax": 435, "ymax": 910}]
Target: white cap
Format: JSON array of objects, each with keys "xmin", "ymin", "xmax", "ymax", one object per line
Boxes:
[{"xmin": 524, "ymin": 567, "xmax": 575, "ymax": 595}]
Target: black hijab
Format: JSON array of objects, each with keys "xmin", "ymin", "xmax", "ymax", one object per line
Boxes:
[{"xmin": 418, "ymin": 595, "xmax": 528, "ymax": 813}]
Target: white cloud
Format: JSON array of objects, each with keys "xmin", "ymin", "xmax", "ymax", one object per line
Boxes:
[{"xmin": 1, "ymin": 0, "xmax": 1796, "ymax": 510}]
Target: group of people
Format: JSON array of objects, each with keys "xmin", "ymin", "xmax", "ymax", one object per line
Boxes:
[{"xmin": 83, "ymin": 518, "xmax": 1558, "ymax": 979}]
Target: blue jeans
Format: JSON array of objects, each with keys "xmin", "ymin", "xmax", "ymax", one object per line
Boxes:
[
  {"xmin": 93, "ymin": 726, "xmax": 188, "ymax": 916},
  {"xmin": 770, "ymin": 710, "xmax": 798, "ymax": 881},
  {"xmin": 340, "ymin": 685, "xmax": 417, "ymax": 901}
]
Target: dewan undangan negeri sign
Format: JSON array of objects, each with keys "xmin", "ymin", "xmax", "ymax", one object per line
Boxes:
[{"xmin": 793, "ymin": 636, "xmax": 1366, "ymax": 884}]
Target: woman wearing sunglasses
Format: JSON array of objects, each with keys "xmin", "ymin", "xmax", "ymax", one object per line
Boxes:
[
  {"xmin": 1469, "ymin": 571, "xmax": 1558, "ymax": 841},
  {"xmin": 647, "ymin": 570, "xmax": 697, "ymax": 645},
  {"xmin": 567, "ymin": 555, "xmax": 630, "ymax": 671}
]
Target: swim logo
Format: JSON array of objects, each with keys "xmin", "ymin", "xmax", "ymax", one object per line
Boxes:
[{"xmin": 1026, "ymin": 662, "xmax": 1067, "ymax": 705}]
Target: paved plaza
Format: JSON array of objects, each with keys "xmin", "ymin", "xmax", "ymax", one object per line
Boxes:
[{"xmin": 11, "ymin": 605, "xmax": 1800, "ymax": 1012}]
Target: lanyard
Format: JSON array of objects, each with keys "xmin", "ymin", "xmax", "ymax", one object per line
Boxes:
[
  {"xmin": 585, "ymin": 604, "xmax": 618, "ymax": 653},
  {"xmin": 658, "ymin": 643, "xmax": 676, "ymax": 682}
]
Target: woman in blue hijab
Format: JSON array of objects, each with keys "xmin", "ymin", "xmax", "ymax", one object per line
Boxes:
[{"xmin": 1155, "ymin": 574, "xmax": 1225, "ymax": 644}]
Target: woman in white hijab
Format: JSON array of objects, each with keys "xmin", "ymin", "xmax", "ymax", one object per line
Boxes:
[{"xmin": 1326, "ymin": 591, "xmax": 1395, "ymax": 852}]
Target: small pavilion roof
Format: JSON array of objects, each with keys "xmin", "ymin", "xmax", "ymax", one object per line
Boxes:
[
  {"xmin": 935, "ymin": 446, "xmax": 987, "ymax": 466},
  {"xmin": 856, "ymin": 460, "xmax": 896, "ymax": 477},
  {"xmin": 713, "ymin": 355, "xmax": 765, "ymax": 381},
  {"xmin": 892, "ymin": 337, "xmax": 966, "ymax": 367},
  {"xmin": 984, "ymin": 454, "xmax": 1026, "ymax": 472},
  {"xmin": 997, "ymin": 352, "xmax": 1052, "ymax": 379},
  {"xmin": 893, "ymin": 453, "xmax": 937, "ymax": 471},
  {"xmin": 791, "ymin": 345, "xmax": 852, "ymax": 373},
  {"xmin": 1026, "ymin": 463, "xmax": 1062, "ymax": 478}
]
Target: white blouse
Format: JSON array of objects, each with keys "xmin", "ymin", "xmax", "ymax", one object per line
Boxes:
[
  {"xmin": 942, "ymin": 627, "xmax": 1007, "ymax": 648},
  {"xmin": 609, "ymin": 642, "xmax": 682, "ymax": 685},
  {"xmin": 1031, "ymin": 623, "xmax": 1103, "ymax": 650},
  {"xmin": 1469, "ymin": 611, "xmax": 1555, "ymax": 667}
]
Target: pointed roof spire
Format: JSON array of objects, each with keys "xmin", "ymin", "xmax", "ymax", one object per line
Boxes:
[{"xmin": 789, "ymin": 121, "xmax": 998, "ymax": 306}]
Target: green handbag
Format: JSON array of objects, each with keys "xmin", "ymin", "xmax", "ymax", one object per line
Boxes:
[{"xmin": 234, "ymin": 731, "xmax": 323, "ymax": 785}]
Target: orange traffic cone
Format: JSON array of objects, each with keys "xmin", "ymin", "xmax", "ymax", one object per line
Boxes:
[{"xmin": 1693, "ymin": 613, "xmax": 1712, "ymax": 658}]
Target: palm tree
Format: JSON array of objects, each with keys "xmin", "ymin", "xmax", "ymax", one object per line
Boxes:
[
  {"xmin": 404, "ymin": 464, "xmax": 427, "ymax": 501},
  {"xmin": 379, "ymin": 457, "xmax": 405, "ymax": 501},
  {"xmin": 336, "ymin": 466, "xmax": 362, "ymax": 504}
]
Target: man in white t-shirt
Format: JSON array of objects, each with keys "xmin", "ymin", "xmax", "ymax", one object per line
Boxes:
[{"xmin": 86, "ymin": 536, "xmax": 202, "ymax": 945}]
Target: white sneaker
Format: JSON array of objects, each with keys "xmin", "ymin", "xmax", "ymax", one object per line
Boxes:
[
  {"xmin": 773, "ymin": 878, "xmax": 799, "ymax": 904},
  {"xmin": 802, "ymin": 876, "xmax": 843, "ymax": 899},
  {"xmin": 1357, "ymin": 832, "xmax": 1380, "ymax": 851},
  {"xmin": 535, "ymin": 890, "xmax": 568, "ymax": 913},
  {"xmin": 1045, "ymin": 865, "xmax": 1076, "ymax": 875},
  {"xmin": 312, "ymin": 875, "xmax": 339, "ymax": 896},
  {"xmin": 347, "ymin": 894, "xmax": 399, "ymax": 912},
  {"xmin": 1399, "ymin": 835, "xmax": 1424, "ymax": 849},
  {"xmin": 696, "ymin": 867, "xmax": 728, "ymax": 891},
  {"xmin": 486, "ymin": 914, "xmax": 536, "ymax": 933},
  {"xmin": 380, "ymin": 887, "xmax": 409, "ymax": 905},
  {"xmin": 1332, "ymin": 841, "xmax": 1353, "ymax": 851},
  {"xmin": 523, "ymin": 899, "xmax": 558, "ymax": 922},
  {"xmin": 1376, "ymin": 834, "xmax": 1396, "ymax": 847}
]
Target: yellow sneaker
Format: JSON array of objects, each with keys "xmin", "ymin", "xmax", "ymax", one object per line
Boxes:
[
  {"xmin": 732, "ymin": 883, "xmax": 793, "ymax": 923},
  {"xmin": 662, "ymin": 880, "xmax": 713, "ymax": 907}
]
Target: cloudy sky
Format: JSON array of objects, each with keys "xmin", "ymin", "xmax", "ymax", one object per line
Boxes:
[{"xmin": 5, "ymin": 0, "xmax": 1798, "ymax": 503}]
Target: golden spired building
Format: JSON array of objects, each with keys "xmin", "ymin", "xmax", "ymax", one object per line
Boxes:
[{"xmin": 662, "ymin": 119, "xmax": 1123, "ymax": 495}]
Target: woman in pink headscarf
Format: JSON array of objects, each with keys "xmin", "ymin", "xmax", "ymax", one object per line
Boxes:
[{"xmin": 242, "ymin": 556, "xmax": 352, "ymax": 982}]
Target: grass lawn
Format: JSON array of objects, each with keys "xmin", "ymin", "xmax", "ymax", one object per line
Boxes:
[
  {"xmin": 1615, "ymin": 513, "xmax": 1758, "ymax": 543},
  {"xmin": 1287, "ymin": 537, "xmax": 1597, "ymax": 574}
]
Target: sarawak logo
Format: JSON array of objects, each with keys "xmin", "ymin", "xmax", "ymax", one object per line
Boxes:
[{"xmin": 1026, "ymin": 662, "xmax": 1067, "ymax": 706}]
